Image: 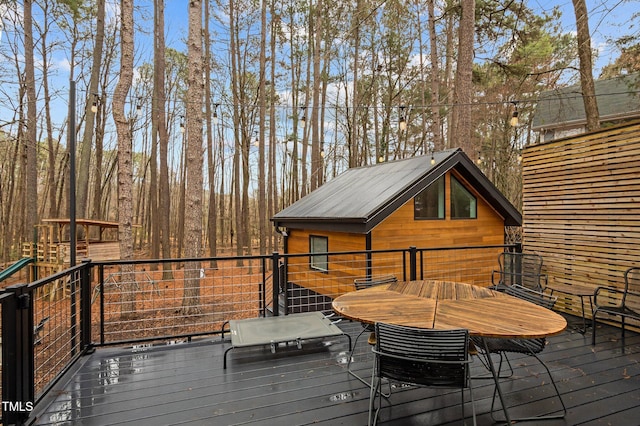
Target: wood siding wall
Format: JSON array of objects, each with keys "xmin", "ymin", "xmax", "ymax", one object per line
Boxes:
[
  {"xmin": 523, "ymin": 121, "xmax": 640, "ymax": 324},
  {"xmin": 285, "ymin": 229, "xmax": 370, "ymax": 296},
  {"xmin": 372, "ymin": 172, "xmax": 506, "ymax": 249}
]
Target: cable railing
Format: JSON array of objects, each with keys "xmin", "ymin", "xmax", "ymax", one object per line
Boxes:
[{"xmin": 0, "ymin": 243, "xmax": 516, "ymax": 424}]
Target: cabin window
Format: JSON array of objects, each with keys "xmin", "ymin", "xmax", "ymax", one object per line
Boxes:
[
  {"xmin": 310, "ymin": 235, "xmax": 329, "ymax": 271},
  {"xmin": 414, "ymin": 175, "xmax": 445, "ymax": 219},
  {"xmin": 450, "ymin": 176, "xmax": 477, "ymax": 219}
]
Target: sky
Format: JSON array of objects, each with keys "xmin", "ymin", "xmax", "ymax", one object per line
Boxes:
[{"xmin": 156, "ymin": 0, "xmax": 638, "ymax": 75}]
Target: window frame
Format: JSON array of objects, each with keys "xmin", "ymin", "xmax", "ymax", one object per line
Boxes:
[
  {"xmin": 450, "ymin": 175, "xmax": 477, "ymax": 220},
  {"xmin": 309, "ymin": 235, "xmax": 329, "ymax": 272},
  {"xmin": 413, "ymin": 175, "xmax": 446, "ymax": 220}
]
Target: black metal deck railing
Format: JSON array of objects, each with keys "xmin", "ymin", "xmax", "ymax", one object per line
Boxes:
[{"xmin": 0, "ymin": 243, "xmax": 517, "ymax": 425}]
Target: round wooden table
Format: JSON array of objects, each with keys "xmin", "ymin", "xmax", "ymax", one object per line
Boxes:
[
  {"xmin": 332, "ymin": 279, "xmax": 567, "ymax": 338},
  {"xmin": 332, "ymin": 280, "xmax": 567, "ymax": 424}
]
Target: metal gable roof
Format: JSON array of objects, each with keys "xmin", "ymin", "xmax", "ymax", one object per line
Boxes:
[
  {"xmin": 272, "ymin": 148, "xmax": 522, "ymax": 233},
  {"xmin": 532, "ymin": 73, "xmax": 640, "ymax": 131}
]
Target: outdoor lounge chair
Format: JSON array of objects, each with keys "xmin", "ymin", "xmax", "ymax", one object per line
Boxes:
[
  {"xmin": 592, "ymin": 266, "xmax": 640, "ymax": 345},
  {"xmin": 490, "ymin": 252, "xmax": 547, "ymax": 292},
  {"xmin": 472, "ymin": 284, "xmax": 566, "ymax": 422},
  {"xmin": 369, "ymin": 323, "xmax": 475, "ymax": 426}
]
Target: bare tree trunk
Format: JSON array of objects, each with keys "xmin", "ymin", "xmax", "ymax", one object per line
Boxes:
[
  {"xmin": 181, "ymin": 0, "xmax": 204, "ymax": 314},
  {"xmin": 229, "ymin": 0, "xmax": 245, "ymax": 264},
  {"xmin": 427, "ymin": 0, "xmax": 443, "ymax": 150},
  {"xmin": 78, "ymin": 0, "xmax": 106, "ymax": 219},
  {"xmin": 218, "ymin": 122, "xmax": 226, "ymax": 250},
  {"xmin": 91, "ymin": 100, "xmax": 104, "ymax": 219},
  {"xmin": 268, "ymin": 0, "xmax": 277, "ymax": 253},
  {"xmin": 23, "ymin": 0, "xmax": 38, "ymax": 243},
  {"xmin": 572, "ymin": 0, "xmax": 600, "ymax": 131},
  {"xmin": 258, "ymin": 0, "xmax": 267, "ymax": 256},
  {"xmin": 176, "ymin": 139, "xmax": 186, "ymax": 257},
  {"xmin": 310, "ymin": 0, "xmax": 323, "ymax": 191},
  {"xmin": 450, "ymin": 0, "xmax": 475, "ymax": 155},
  {"xmin": 113, "ymin": 0, "xmax": 136, "ymax": 320},
  {"xmin": 149, "ymin": 0, "xmax": 162, "ymax": 265},
  {"xmin": 154, "ymin": 0, "xmax": 172, "ymax": 277},
  {"xmin": 301, "ymin": 30, "xmax": 310, "ymax": 198},
  {"xmin": 204, "ymin": 1, "xmax": 218, "ymax": 267},
  {"xmin": 350, "ymin": 0, "xmax": 362, "ymax": 168},
  {"xmin": 38, "ymin": 1, "xmax": 57, "ymax": 220}
]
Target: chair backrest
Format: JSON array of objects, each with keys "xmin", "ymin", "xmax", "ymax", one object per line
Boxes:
[
  {"xmin": 374, "ymin": 322, "xmax": 470, "ymax": 388},
  {"xmin": 353, "ymin": 274, "xmax": 397, "ymax": 291},
  {"xmin": 498, "ymin": 252, "xmax": 544, "ymax": 291},
  {"xmin": 500, "ymin": 285, "xmax": 556, "ymax": 354},
  {"xmin": 623, "ymin": 267, "xmax": 640, "ymax": 306},
  {"xmin": 505, "ymin": 284, "xmax": 557, "ymax": 310}
]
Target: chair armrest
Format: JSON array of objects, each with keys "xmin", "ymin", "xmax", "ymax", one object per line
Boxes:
[
  {"xmin": 539, "ymin": 274, "xmax": 548, "ymax": 291},
  {"xmin": 491, "ymin": 270, "xmax": 502, "ymax": 286},
  {"xmin": 593, "ymin": 286, "xmax": 625, "ymax": 307}
]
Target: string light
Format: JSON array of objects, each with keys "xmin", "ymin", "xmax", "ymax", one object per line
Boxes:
[
  {"xmin": 180, "ymin": 115, "xmax": 185, "ymax": 133},
  {"xmin": 399, "ymin": 106, "xmax": 407, "ymax": 131},
  {"xmin": 510, "ymin": 101, "xmax": 519, "ymax": 127},
  {"xmin": 476, "ymin": 151, "xmax": 483, "ymax": 165},
  {"xmin": 91, "ymin": 93, "xmax": 100, "ymax": 114},
  {"xmin": 300, "ymin": 106, "xmax": 306, "ymax": 127}
]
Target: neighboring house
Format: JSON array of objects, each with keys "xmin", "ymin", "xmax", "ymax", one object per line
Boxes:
[
  {"xmin": 271, "ymin": 148, "xmax": 521, "ymax": 307},
  {"xmin": 532, "ymin": 73, "xmax": 640, "ymax": 142}
]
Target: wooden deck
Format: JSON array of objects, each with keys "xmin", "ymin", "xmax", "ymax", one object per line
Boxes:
[{"xmin": 30, "ymin": 315, "xmax": 640, "ymax": 425}]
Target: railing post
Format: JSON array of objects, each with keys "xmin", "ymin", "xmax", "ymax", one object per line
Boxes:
[
  {"xmin": 2, "ymin": 284, "xmax": 34, "ymax": 424},
  {"xmin": 99, "ymin": 264, "xmax": 105, "ymax": 345},
  {"xmin": 409, "ymin": 246, "xmax": 417, "ymax": 281},
  {"xmin": 80, "ymin": 260, "xmax": 93, "ymax": 352},
  {"xmin": 271, "ymin": 252, "xmax": 280, "ymax": 316}
]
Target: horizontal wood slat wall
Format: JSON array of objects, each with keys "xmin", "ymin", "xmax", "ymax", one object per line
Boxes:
[{"xmin": 522, "ymin": 121, "xmax": 640, "ymax": 327}]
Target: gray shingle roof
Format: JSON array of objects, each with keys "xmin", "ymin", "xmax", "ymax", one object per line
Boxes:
[
  {"xmin": 532, "ymin": 73, "xmax": 640, "ymax": 130},
  {"xmin": 272, "ymin": 148, "xmax": 522, "ymax": 233}
]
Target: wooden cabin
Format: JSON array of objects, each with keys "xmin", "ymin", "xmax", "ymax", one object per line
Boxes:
[{"xmin": 272, "ymin": 148, "xmax": 522, "ymax": 300}]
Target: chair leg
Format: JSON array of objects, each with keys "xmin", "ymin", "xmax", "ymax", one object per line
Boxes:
[
  {"xmin": 592, "ymin": 309, "xmax": 599, "ymax": 345},
  {"xmin": 463, "ymin": 371, "xmax": 477, "ymax": 426},
  {"xmin": 369, "ymin": 374, "xmax": 384, "ymax": 426},
  {"xmin": 490, "ymin": 352, "xmax": 567, "ymax": 422},
  {"xmin": 348, "ymin": 328, "xmax": 390, "ymax": 398},
  {"xmin": 473, "ymin": 351, "xmax": 514, "ymax": 379},
  {"xmin": 346, "ymin": 326, "xmax": 368, "ymax": 374},
  {"xmin": 488, "ymin": 353, "xmax": 509, "ymax": 422}
]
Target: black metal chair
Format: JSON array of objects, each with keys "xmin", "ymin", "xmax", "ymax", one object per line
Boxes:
[
  {"xmin": 369, "ymin": 323, "xmax": 475, "ymax": 426},
  {"xmin": 472, "ymin": 284, "xmax": 566, "ymax": 422},
  {"xmin": 490, "ymin": 252, "xmax": 547, "ymax": 292},
  {"xmin": 347, "ymin": 275, "xmax": 397, "ymax": 389},
  {"xmin": 592, "ymin": 266, "xmax": 640, "ymax": 345}
]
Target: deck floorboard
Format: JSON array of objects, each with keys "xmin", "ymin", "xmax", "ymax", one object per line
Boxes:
[{"xmin": 30, "ymin": 316, "xmax": 640, "ymax": 425}]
